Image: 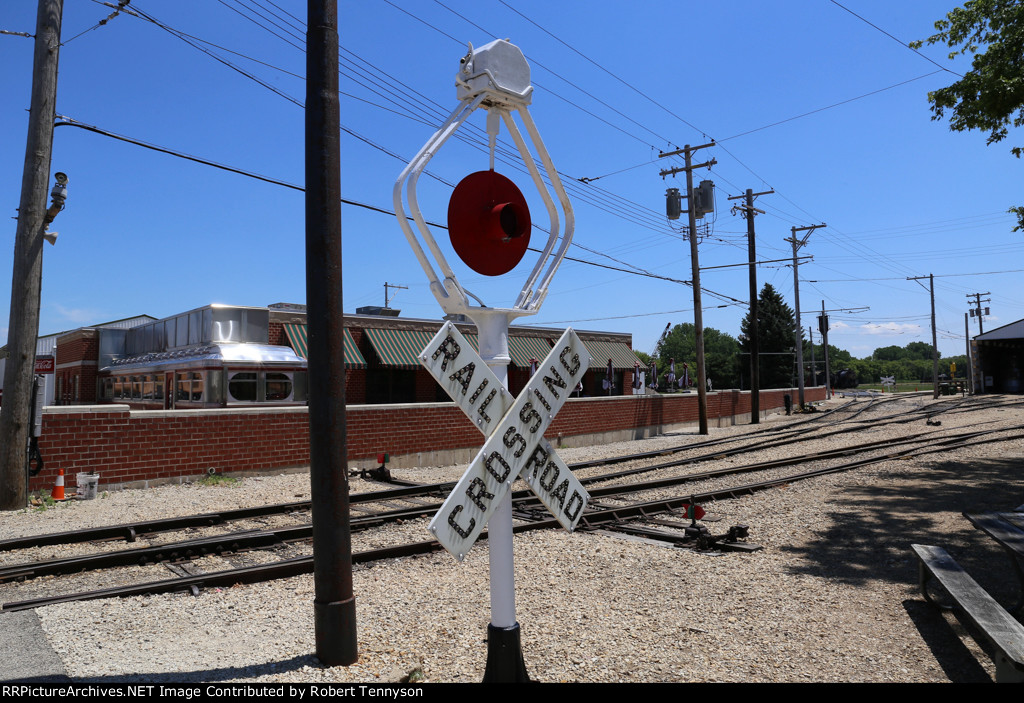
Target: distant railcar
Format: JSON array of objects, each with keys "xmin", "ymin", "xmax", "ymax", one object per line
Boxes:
[{"xmin": 832, "ymin": 368, "xmax": 858, "ymax": 389}]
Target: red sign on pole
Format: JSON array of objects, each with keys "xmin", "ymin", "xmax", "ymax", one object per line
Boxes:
[{"xmin": 34, "ymin": 357, "xmax": 54, "ymax": 374}]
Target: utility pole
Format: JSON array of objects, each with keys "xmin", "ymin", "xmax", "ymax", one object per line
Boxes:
[
  {"xmin": 966, "ymin": 292, "xmax": 989, "ymax": 392},
  {"xmin": 728, "ymin": 188, "xmax": 772, "ymax": 424},
  {"xmin": 819, "ymin": 302, "xmax": 831, "ymax": 400},
  {"xmin": 786, "ymin": 223, "xmax": 825, "ymax": 410},
  {"xmin": 383, "ymin": 282, "xmax": 407, "ymax": 310},
  {"xmin": 908, "ymin": 274, "xmax": 940, "ymax": 399},
  {"xmin": 306, "ymin": 0, "xmax": 357, "ymax": 666},
  {"xmin": 0, "ymin": 0, "xmax": 63, "ymax": 511},
  {"xmin": 808, "ymin": 326, "xmax": 817, "ymax": 387},
  {"xmin": 967, "ymin": 292, "xmax": 990, "ymax": 335},
  {"xmin": 660, "ymin": 143, "xmax": 716, "ymax": 435},
  {"xmin": 964, "ymin": 312, "xmax": 973, "ymax": 394}
]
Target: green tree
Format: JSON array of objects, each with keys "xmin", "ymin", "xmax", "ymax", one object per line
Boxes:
[
  {"xmin": 905, "ymin": 340, "xmax": 940, "ymax": 361},
  {"xmin": 872, "ymin": 345, "xmax": 904, "ymax": 362},
  {"xmin": 911, "ymin": 1, "xmax": 1024, "ymax": 229},
  {"xmin": 739, "ymin": 283, "xmax": 800, "ymax": 390},
  {"xmin": 655, "ymin": 323, "xmax": 740, "ymax": 389}
]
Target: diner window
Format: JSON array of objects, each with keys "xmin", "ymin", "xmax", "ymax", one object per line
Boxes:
[
  {"xmin": 176, "ymin": 372, "xmax": 190, "ymax": 401},
  {"xmin": 174, "ymin": 371, "xmax": 206, "ymax": 402},
  {"xmin": 265, "ymin": 372, "xmax": 293, "ymax": 401},
  {"xmin": 228, "ymin": 371, "xmax": 258, "ymax": 402},
  {"xmin": 190, "ymin": 372, "xmax": 204, "ymax": 401}
]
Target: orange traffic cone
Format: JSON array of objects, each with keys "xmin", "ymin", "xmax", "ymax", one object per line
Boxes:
[{"xmin": 51, "ymin": 469, "xmax": 65, "ymax": 501}]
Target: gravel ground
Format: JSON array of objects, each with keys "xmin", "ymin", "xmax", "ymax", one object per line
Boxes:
[{"xmin": 2, "ymin": 395, "xmax": 1023, "ymax": 683}]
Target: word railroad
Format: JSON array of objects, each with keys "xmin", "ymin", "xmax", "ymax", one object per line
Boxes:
[{"xmin": 419, "ymin": 322, "xmax": 591, "ymax": 560}]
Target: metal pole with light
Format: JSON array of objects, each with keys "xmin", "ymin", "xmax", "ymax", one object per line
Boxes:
[{"xmin": 394, "ymin": 40, "xmax": 575, "ymax": 682}]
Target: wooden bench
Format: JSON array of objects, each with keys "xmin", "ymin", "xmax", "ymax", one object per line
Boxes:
[
  {"xmin": 964, "ymin": 512, "xmax": 1024, "ymax": 613},
  {"xmin": 911, "ymin": 543, "xmax": 1024, "ymax": 682}
]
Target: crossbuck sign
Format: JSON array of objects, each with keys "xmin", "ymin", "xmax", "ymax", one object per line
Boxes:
[{"xmin": 420, "ymin": 322, "xmax": 591, "ymax": 560}]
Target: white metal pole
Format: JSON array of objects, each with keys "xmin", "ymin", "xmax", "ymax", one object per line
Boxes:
[{"xmin": 471, "ymin": 310, "xmax": 517, "ymax": 628}]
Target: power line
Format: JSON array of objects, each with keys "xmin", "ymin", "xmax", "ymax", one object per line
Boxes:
[
  {"xmin": 52, "ymin": 116, "xmax": 731, "ymax": 294},
  {"xmin": 495, "ymin": 0, "xmax": 708, "ymax": 140},
  {"xmin": 829, "ymin": 0, "xmax": 963, "ymax": 77},
  {"xmin": 719, "ymin": 71, "xmax": 944, "ymax": 142}
]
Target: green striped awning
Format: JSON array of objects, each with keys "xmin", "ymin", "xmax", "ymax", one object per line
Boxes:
[
  {"xmin": 282, "ymin": 323, "xmax": 366, "ymax": 369},
  {"xmin": 508, "ymin": 335, "xmax": 554, "ymax": 367},
  {"xmin": 580, "ymin": 340, "xmax": 644, "ymax": 370},
  {"xmin": 363, "ymin": 328, "xmax": 439, "ymax": 369}
]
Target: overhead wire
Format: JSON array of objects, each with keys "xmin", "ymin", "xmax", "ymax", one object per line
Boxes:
[
  {"xmin": 88, "ymin": 1, "xmax": 1003, "ymax": 353},
  {"xmin": 828, "ymin": 0, "xmax": 964, "ymax": 78},
  {"xmin": 52, "ymin": 116, "xmax": 744, "ymax": 300}
]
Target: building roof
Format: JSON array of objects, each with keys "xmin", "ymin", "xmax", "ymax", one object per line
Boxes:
[{"xmin": 976, "ymin": 318, "xmax": 1024, "ymax": 342}]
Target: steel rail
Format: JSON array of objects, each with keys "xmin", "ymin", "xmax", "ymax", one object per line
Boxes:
[
  {"xmin": 3, "ymin": 395, "xmax": 1017, "ymax": 557},
  {"xmin": 5, "ymin": 419, "xmax": 1015, "ymax": 585},
  {"xmin": 3, "ymin": 421, "xmax": 1020, "ymax": 612}
]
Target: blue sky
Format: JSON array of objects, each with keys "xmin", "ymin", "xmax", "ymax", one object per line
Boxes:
[{"xmin": 1, "ymin": 1, "xmax": 1021, "ymax": 361}]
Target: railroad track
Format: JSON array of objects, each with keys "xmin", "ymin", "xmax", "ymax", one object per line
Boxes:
[{"xmin": 2, "ymin": 395, "xmax": 1021, "ymax": 612}]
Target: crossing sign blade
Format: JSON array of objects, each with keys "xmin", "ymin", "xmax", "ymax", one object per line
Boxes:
[
  {"xmin": 426, "ymin": 327, "xmax": 590, "ymax": 560},
  {"xmin": 421, "ymin": 322, "xmax": 590, "ymax": 537},
  {"xmin": 419, "ymin": 322, "xmax": 514, "ymax": 439},
  {"xmin": 520, "ymin": 439, "xmax": 589, "ymax": 531}
]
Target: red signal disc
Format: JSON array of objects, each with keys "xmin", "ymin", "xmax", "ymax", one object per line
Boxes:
[{"xmin": 448, "ymin": 170, "xmax": 532, "ymax": 276}]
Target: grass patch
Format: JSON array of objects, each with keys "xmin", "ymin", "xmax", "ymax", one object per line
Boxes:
[
  {"xmin": 198, "ymin": 473, "xmax": 239, "ymax": 487},
  {"xmin": 401, "ymin": 666, "xmax": 425, "ymax": 683},
  {"xmin": 30, "ymin": 494, "xmax": 59, "ymax": 511}
]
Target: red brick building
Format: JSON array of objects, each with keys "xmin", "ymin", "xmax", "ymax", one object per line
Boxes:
[{"xmin": 50, "ymin": 303, "xmax": 646, "ymax": 409}]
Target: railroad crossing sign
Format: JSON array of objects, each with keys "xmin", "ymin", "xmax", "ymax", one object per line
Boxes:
[{"xmin": 420, "ymin": 322, "xmax": 590, "ymax": 560}]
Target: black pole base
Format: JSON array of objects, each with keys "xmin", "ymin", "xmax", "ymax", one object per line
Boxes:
[
  {"xmin": 482, "ymin": 622, "xmax": 530, "ymax": 683},
  {"xmin": 314, "ymin": 596, "xmax": 358, "ymax": 667}
]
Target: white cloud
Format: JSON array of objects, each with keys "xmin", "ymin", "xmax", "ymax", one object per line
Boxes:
[
  {"xmin": 53, "ymin": 304, "xmax": 101, "ymax": 324},
  {"xmin": 860, "ymin": 322, "xmax": 921, "ymax": 336},
  {"xmin": 829, "ymin": 321, "xmax": 851, "ymax": 331}
]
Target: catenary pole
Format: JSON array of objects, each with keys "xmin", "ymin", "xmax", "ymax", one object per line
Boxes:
[
  {"xmin": 727, "ymin": 188, "xmax": 772, "ymax": 424},
  {"xmin": 908, "ymin": 274, "xmax": 940, "ymax": 400},
  {"xmin": 0, "ymin": 0, "xmax": 63, "ymax": 511},
  {"xmin": 745, "ymin": 190, "xmax": 760, "ymax": 423},
  {"xmin": 930, "ymin": 274, "xmax": 939, "ymax": 400},
  {"xmin": 786, "ymin": 224, "xmax": 825, "ymax": 410},
  {"xmin": 965, "ymin": 312, "xmax": 973, "ymax": 394},
  {"xmin": 821, "ymin": 301, "xmax": 831, "ymax": 400},
  {"xmin": 306, "ymin": 0, "xmax": 357, "ymax": 666}
]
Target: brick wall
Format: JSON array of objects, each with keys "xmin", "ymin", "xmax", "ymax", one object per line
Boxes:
[
  {"xmin": 28, "ymin": 386, "xmax": 825, "ymax": 492},
  {"xmin": 55, "ymin": 329, "xmax": 101, "ymax": 405},
  {"xmin": 268, "ymin": 321, "xmax": 285, "ymax": 346}
]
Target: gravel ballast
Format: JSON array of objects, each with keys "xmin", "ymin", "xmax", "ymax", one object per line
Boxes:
[{"xmin": 2, "ymin": 395, "xmax": 1023, "ymax": 683}]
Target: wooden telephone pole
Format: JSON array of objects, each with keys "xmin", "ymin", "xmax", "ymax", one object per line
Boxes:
[
  {"xmin": 0, "ymin": 0, "xmax": 63, "ymax": 511},
  {"xmin": 306, "ymin": 0, "xmax": 357, "ymax": 666},
  {"xmin": 727, "ymin": 188, "xmax": 772, "ymax": 424},
  {"xmin": 908, "ymin": 274, "xmax": 941, "ymax": 400},
  {"xmin": 786, "ymin": 223, "xmax": 825, "ymax": 410},
  {"xmin": 660, "ymin": 143, "xmax": 716, "ymax": 435}
]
